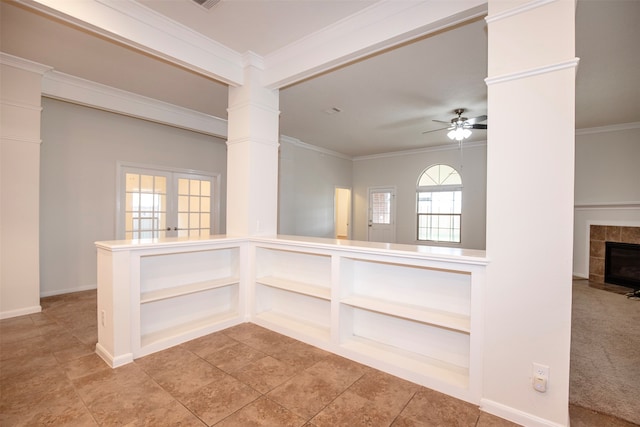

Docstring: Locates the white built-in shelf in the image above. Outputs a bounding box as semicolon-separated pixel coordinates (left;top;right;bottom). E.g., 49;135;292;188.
140;277;239;304
141;310;238;348
341;336;469;389
256;276;331;300
254;310;331;342
340;296;470;333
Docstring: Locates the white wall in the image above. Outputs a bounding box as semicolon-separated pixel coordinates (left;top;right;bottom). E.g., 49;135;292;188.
0;55;49;319
352;143;487;249
482;1;576;425
278;137;352;238
573;125;640;277
39;98;228;296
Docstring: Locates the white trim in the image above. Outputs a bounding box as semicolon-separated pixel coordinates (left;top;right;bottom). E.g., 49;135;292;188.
264;0;487;89
480;398;568;427
242;51;265;70
226;100;280;117
279;135;352;160
485;58;580;86
95;342;133;368
40;284;97;298
42;70;227;138
0;51;52;74
15;0;243;85
226;136;280;148
0;99;43;111
484;0;556;24
354;140;486;161
576;122;640;136
115;162;221;239
367;185;397;243
575;202;640;210
0;135;42;145
0;305;42;320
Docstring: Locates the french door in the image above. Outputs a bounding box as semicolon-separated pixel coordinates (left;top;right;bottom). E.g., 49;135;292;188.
118;165;218;240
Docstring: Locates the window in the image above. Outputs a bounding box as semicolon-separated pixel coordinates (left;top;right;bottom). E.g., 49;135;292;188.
417;164;462;243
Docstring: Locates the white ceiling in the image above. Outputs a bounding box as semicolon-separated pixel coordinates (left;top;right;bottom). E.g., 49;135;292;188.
2;0;638;157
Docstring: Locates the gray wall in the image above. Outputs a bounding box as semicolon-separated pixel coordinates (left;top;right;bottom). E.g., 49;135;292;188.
40;98;228;296
573;126;640;277
278;139;353;238
575;127;640;204
353;143;487;249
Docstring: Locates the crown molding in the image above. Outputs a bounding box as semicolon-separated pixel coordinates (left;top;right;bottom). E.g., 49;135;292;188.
354;140;487;161
42;70;227;138
243;51;265;70
16;0;243;86
485;0;556;24
575;202;640;210
263;0;487;89
576;122;640;136
0;52;52;75
485;58;580;86
279;135;352;160
227;136;279;148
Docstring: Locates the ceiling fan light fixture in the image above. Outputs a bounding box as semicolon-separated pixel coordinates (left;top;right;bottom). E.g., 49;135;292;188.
448;127;472;141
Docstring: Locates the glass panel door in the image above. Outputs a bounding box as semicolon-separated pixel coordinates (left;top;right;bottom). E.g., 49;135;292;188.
118;166;217;240
175;174;213;237
124;171;169;239
367;187;396;243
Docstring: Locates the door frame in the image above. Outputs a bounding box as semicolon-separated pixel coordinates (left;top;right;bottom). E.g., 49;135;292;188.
115;161;220;239
367;186;396;243
334;186;352;240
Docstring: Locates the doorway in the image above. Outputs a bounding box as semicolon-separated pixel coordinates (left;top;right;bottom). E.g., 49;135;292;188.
367;186;396;243
334;187;351;240
117;164;219;240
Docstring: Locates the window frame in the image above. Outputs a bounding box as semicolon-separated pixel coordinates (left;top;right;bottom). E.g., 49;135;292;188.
416;165;463;244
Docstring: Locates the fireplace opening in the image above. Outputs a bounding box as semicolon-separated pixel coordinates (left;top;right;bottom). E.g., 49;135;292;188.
605;241;640;298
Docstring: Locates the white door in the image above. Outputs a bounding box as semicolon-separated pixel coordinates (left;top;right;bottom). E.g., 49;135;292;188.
118;166;218;240
368;186;396;243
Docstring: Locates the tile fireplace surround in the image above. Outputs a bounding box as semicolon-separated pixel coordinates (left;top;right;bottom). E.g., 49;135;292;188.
589;225;640;284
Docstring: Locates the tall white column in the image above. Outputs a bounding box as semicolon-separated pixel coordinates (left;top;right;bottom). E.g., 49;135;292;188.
0;54;50;318
483;1;577;426
226;54;280;237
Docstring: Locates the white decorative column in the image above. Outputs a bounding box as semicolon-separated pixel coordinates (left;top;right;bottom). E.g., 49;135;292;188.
483;1;578;426
226;53;280;236
0;53;51;319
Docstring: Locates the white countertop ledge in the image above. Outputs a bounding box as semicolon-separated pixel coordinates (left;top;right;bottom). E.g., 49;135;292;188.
95;234;489;265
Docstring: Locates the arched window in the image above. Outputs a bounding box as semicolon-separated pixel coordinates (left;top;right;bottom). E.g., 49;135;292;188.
416;164;462;243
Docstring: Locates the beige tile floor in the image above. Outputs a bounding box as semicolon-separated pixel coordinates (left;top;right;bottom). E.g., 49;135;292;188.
0;290;635;426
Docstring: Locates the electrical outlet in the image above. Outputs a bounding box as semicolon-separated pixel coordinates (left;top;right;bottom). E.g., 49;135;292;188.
532;363;549;393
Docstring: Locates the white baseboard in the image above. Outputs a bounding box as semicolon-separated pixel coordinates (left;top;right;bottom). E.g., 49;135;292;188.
95;343;133;368
0;305;42;320
481;398;569;427
40;284;97;298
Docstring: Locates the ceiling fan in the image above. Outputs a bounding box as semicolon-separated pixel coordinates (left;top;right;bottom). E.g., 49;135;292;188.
422;108;487;141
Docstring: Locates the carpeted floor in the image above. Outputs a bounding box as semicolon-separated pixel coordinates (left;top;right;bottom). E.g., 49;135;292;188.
570;280;640;425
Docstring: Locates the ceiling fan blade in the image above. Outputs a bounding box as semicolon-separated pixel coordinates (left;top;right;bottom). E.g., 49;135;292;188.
470;123;487;130
432;119;452;124
422;126;450;135
465;115;487;125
